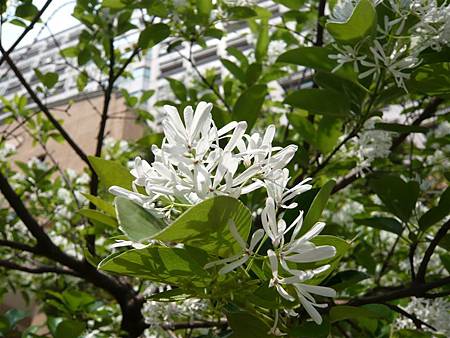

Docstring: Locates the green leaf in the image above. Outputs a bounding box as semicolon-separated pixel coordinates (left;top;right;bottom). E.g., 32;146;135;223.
316;117;342;153
78;209;117;228
167;78;187;101
274;0;306;9
147;288;193;302
53;319;85;338
60;47;78;58
9;18;27;28
407;63;450;95
255;23;269;62
419;187;450;231
301;180;336;236
285;89;350;116
374;123;428;134
330;305;386;322
370;176;419;222
233;84;267;130
88;156;134;190
197;0;212;16
98;246;211;286
355;217;403;235
227;311;274;338
277;47;356;81
76;72;88;91
115;197;166;242
102;0;126;8
226;47;249;69
228;6;257;19
289;319;330;338
138;23;170;50
15;4;38;20
440;253;450;274
392;329;433;338
81;193;115;217
152;196;252;256
246;63;262;85
326;0;377;43
278;47;334;69
34;69;59;89
221;58;246;83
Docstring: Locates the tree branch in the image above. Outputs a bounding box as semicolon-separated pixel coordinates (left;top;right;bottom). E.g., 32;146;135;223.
384;303;436;331
0;45;92;170
348;276;450;306
0;170;147;337
0;259;79;277
161;319;228;331
416;219;450;283
0;0;53;67
0;239;41;254
332;97;444;194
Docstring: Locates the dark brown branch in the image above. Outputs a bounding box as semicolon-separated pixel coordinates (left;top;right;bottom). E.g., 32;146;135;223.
0;170;147;337
0;239;41;254
332;97;444;194
0;0;53;66
0;259;79;277
385;303;436;331
348;276;450;306
161;319;228;331
416;219;450;283
0;45;92;170
315;0;327;47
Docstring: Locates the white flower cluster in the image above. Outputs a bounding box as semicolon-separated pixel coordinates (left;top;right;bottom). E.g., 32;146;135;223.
354;117;393;170
328;0;450;90
111;102;337;330
110;102;302;219
394;297;450;336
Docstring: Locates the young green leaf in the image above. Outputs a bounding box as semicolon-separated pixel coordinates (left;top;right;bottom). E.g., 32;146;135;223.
88;156;134;190
326;0;377;43
301;180;336;236
370;176;419;223
115;197;166;242
152;196;252;256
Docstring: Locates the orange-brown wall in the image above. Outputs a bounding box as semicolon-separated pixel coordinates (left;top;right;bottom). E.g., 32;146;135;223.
4;92;143;171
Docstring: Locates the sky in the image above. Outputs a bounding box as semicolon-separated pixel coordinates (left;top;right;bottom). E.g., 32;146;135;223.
2;0;77;49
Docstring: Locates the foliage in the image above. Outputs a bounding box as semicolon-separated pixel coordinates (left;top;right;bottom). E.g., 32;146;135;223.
0;0;449;337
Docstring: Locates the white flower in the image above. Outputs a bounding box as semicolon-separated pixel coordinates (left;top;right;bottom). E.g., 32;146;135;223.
264;169;312;209
110;102;302;221
354;117;393;169
267;250;336;324
204;220;264;274
279;221;336;268
329;44;367;73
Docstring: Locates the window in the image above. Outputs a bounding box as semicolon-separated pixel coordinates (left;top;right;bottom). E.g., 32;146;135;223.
159;59;184;78
193;47;217;66
227;36;252;52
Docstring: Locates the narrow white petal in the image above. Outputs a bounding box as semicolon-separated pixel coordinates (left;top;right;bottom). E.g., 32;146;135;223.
228;220;247;250
267;249;278;277
297;294;323;325
219;256;249;274
276;284;295;302
285;246;335;263
299;284;336;298
249;229;265;251
301;222;326;242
